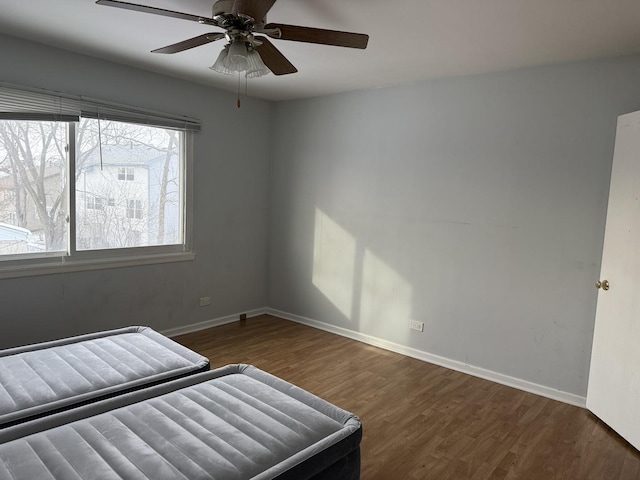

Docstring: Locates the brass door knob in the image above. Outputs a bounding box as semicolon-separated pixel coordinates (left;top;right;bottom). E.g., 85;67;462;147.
596;280;610;291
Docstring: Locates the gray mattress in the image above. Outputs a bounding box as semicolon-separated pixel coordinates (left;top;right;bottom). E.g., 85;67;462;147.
0;326;209;429
0;364;362;480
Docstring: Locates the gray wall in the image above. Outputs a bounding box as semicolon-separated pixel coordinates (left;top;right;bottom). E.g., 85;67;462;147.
5;30;640;398
0;34;271;348
269;56;640;396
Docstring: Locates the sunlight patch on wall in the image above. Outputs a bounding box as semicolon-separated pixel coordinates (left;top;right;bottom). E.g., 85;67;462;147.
312;208;356;319
360;248;413;333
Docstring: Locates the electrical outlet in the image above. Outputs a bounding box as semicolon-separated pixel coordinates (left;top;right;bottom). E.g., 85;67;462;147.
199;297;211;307
409;320;424;332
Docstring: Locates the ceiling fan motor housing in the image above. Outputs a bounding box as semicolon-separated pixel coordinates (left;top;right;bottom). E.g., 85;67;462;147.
213;0;261;24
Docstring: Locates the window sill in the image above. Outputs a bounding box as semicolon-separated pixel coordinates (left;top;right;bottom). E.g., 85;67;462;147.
0;251;196;280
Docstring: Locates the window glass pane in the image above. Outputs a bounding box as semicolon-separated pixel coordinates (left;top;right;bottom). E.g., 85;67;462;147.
0;120;68;257
75;119;182;251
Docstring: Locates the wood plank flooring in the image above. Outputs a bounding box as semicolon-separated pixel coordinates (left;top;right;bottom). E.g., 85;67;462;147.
174;314;640;480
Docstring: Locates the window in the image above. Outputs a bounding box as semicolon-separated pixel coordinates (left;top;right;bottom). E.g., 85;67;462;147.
0;120;68;255
118;167;134;181
75;119;182;251
86;196;105;210
127;199;143;220
0;83;198;277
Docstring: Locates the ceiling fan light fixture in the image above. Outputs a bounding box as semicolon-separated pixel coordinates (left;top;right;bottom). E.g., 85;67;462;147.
210;42;270;78
209;46;233;74
226;40;250;71
245;49;270;78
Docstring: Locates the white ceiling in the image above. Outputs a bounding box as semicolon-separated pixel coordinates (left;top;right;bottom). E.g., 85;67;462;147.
3;1;640;101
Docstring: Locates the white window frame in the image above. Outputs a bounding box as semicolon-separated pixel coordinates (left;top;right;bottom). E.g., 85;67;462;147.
0;92;197;279
126;199;143;219
118;167;135;181
87;196;105;210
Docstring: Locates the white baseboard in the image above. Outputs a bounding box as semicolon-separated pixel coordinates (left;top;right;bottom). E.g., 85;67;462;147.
160;308;267;338
266;308;587;408
159;306;586;408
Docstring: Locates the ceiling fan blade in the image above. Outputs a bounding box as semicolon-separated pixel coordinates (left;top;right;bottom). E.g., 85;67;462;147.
255;37;297;76
265;23;369;49
95;0;207;23
152;33;225;54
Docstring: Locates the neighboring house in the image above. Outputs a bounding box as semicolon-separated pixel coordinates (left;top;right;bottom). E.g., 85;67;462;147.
0;167;65;251
76;143;180;250
0;222;30;255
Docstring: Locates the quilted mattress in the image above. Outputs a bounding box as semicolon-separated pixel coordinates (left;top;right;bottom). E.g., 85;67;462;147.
0;326;209;429
0;364;362;480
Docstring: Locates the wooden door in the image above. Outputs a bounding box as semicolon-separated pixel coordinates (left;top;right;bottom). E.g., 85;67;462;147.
587;110;640;451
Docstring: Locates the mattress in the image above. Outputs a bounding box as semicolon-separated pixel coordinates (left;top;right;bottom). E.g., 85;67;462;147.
0;364;362;480
0;326;209;429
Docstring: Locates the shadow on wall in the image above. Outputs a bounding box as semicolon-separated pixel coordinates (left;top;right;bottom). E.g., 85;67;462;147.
312;207;415;343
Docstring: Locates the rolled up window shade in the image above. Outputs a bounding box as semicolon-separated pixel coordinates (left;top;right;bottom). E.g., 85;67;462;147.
0;82;200;132
0;84;80;122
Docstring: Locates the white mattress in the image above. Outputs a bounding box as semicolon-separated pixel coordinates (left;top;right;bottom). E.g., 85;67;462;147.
0;365;362;480
0;326;209;428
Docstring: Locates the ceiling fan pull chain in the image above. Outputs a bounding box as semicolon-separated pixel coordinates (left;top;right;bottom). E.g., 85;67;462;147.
97;107;104;171
245;75;249;105
237;72;242;108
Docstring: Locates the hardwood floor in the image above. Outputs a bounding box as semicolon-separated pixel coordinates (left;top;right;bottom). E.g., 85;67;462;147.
174;314;640;480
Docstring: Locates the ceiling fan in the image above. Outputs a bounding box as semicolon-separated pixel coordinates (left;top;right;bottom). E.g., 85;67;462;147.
95;0;369;77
